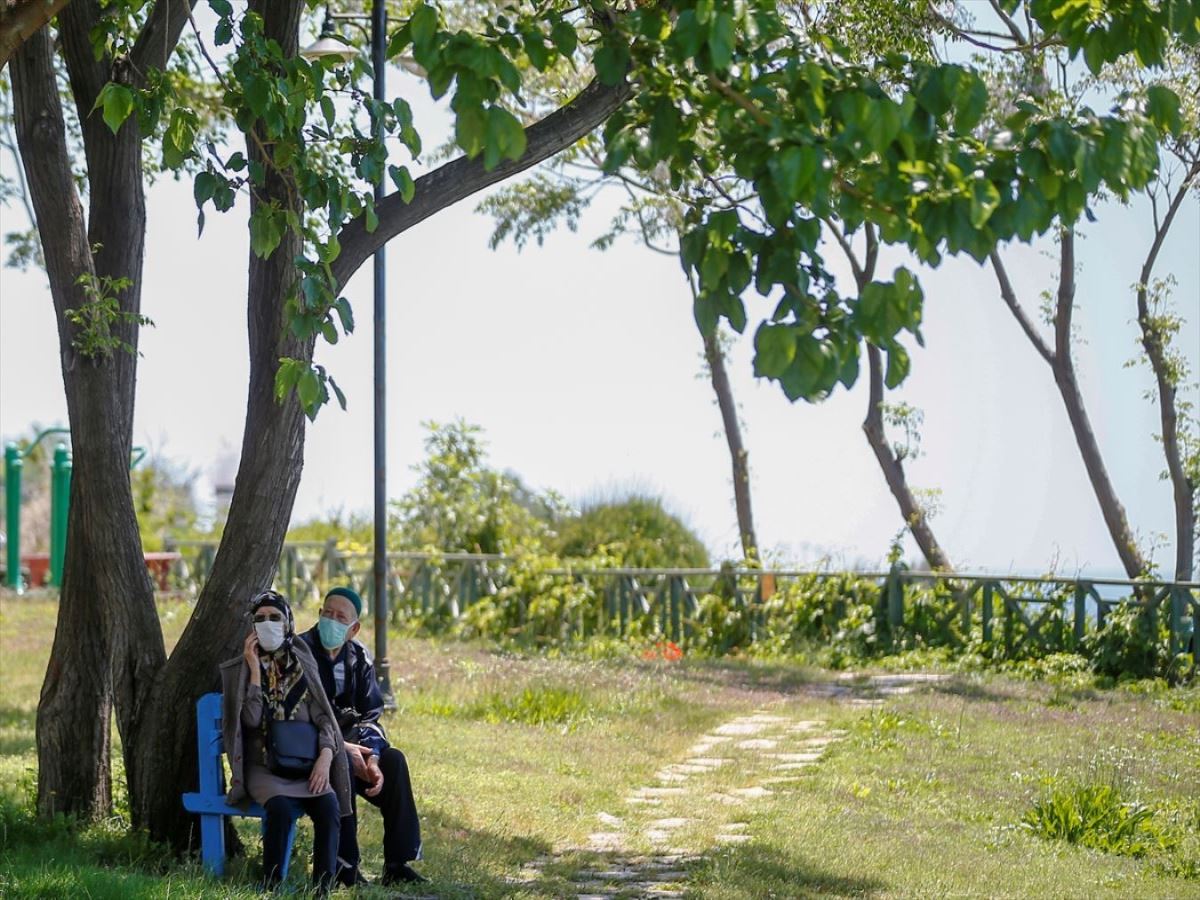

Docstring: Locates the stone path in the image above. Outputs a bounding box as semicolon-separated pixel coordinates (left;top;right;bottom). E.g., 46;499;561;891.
509;672;949;898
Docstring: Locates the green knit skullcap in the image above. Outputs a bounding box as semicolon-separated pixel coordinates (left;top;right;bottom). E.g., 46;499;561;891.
325;586;362;617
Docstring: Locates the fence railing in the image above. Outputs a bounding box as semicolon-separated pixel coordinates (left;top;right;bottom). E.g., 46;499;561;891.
163;541;1199;664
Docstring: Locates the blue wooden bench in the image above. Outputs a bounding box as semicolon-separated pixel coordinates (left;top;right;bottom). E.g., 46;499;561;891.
182;692;296;878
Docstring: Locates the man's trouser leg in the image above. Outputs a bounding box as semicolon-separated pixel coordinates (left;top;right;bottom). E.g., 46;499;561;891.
360;746;422;870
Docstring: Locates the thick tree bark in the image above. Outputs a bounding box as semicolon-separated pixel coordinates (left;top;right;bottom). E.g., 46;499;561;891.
332;75;632;290
123;0;316;847
0;0;73;71
828;221;953;571
12;19;158;819
1136;163;1200;581
702;329;758;560
991;232;1150;579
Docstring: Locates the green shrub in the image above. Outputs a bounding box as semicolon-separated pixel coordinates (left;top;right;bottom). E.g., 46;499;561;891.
1085;602;1168;680
554;495;709;568
1022;782;1176;858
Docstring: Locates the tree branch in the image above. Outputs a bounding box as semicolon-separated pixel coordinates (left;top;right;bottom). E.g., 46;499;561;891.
1140;159;1200;288
1053;228;1075;363
988;248;1055;366
10;25;95;347
130;0;194;79
0;0;73;72
332;75;632;290
58;1;109;118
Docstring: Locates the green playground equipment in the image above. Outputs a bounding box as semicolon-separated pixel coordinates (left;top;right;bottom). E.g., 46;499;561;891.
4;430;143;591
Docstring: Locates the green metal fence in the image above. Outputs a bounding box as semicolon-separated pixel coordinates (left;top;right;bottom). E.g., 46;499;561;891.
163;542;1199;665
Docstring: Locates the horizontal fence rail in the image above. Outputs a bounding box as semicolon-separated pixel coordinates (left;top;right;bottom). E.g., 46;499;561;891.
163;541;1199;666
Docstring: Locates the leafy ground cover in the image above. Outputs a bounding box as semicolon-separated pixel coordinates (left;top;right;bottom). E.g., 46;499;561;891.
1;593;1197;898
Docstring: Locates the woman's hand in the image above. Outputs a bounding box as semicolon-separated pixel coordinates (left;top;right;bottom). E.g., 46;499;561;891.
243;631;261;685
308;748;333;794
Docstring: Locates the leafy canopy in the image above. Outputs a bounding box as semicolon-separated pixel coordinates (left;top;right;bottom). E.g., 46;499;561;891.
89;0;1199;409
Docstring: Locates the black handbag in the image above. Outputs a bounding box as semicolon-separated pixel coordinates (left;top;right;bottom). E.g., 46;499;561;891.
266;719;320;779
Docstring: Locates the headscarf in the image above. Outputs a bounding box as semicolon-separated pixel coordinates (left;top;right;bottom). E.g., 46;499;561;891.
249;589;309;724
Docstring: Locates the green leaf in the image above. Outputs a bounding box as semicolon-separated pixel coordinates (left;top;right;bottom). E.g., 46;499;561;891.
884;343;910;388
754;323;796;378
97;83;136;135
249;207;284;259
410;4;439;48
708;12;735;70
297;368;321;411
593;42;629;86
274;358;302;402
1145;85;1182;135
334;297;355;334
329;376;348;411
969;178;1001;229
551;20;578;57
321;319;339;344
389;165;416;203
193;171;218;206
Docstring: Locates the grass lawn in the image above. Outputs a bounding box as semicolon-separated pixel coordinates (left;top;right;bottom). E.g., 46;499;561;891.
1;593;1198;898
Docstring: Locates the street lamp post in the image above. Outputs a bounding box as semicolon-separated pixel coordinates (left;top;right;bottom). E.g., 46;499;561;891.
303;1;393;705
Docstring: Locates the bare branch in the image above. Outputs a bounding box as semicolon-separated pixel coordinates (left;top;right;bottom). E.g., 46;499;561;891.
989;248;1055;366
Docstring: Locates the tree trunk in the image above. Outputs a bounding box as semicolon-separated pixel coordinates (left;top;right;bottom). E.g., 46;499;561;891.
862;344;954;572
1048;232;1149;579
123;0;315;847
1135;163;1200;581
827;221;953;572
990;233;1150;579
702;330;758;560
12;19;159;821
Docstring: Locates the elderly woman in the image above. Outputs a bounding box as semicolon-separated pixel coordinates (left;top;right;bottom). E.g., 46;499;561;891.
220;590;352;893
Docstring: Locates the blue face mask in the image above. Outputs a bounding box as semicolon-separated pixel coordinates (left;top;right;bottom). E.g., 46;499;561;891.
318;616;351;650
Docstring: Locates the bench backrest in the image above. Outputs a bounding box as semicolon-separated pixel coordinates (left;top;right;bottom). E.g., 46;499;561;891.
196;692;225;797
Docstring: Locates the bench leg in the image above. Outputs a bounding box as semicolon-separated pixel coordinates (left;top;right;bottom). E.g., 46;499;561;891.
199;813;226;877
260;816;298;881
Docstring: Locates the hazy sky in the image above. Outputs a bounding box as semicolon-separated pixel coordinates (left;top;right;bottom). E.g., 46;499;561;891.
1;47;1197;578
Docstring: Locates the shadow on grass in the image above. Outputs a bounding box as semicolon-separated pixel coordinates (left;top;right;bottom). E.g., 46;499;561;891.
693;843;888;898
0;702;37;756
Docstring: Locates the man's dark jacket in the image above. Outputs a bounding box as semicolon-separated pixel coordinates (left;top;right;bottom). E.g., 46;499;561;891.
299;625;389;757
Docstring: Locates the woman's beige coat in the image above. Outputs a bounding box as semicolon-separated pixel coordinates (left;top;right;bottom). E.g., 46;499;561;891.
219;637;352;815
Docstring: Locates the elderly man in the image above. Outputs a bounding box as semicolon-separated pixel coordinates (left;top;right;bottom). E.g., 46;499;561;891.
300;586;425;886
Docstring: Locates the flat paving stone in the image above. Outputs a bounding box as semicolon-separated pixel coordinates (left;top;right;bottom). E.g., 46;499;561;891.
734;738;778;749
684;757;730;767
647;817;692;829
625;797;662;806
767;752;822;762
714;721;767;735
706;792;746;804
597;812;623;826
632;787;688;797
772;762;817;771
730;786;774;799
587;832;627;851
655;771;689;782
715;833;752;844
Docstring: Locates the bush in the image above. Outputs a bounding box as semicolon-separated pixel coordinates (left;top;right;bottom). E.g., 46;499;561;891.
1084;602;1168;680
554;495;709;568
391;421;562;554
1022;781;1179;860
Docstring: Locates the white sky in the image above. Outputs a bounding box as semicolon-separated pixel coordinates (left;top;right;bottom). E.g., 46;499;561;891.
1;57;1198;577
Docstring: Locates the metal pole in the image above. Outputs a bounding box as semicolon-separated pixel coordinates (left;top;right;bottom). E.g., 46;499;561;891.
4;443;22;591
371;0;394;706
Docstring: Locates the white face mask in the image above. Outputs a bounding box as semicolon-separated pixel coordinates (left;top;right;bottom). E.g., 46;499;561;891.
254;619;286;652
